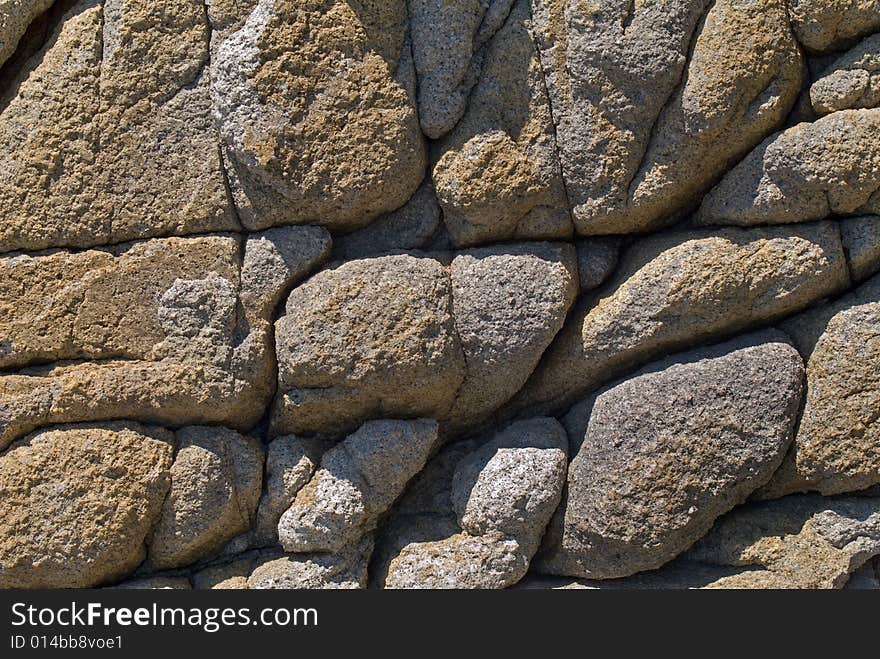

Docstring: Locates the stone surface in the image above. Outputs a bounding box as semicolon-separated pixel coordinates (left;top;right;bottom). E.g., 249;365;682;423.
111;577;192;590
576;238;620;292
0;423;174;588
409;0;515;139
0;0;54;68
376;418;567;589
0;0;239;254
279;419;439;553
685;494;880;588
697;109;880;226
211;0;425;231
531;0;800;235
252;435;325;547
841;215;880;282
443;243;578;435
538;332;803;580
431;0;572;247
508;223;848;417
272;255;465;437
788;0;880;53
148;427;264;570
811;34;880;115
247;536;373;589
0;234;290;450
760;275;880;498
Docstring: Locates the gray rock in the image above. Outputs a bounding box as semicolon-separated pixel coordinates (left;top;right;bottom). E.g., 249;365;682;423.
576;238;621;291
759;275;880;497
537;332;804;579
211;0;425;232
788;0;880;53
841;215;880;282
508;222;848;417
684;494;880;588
332;180;441;260
431;0;572;247
697;109;880;226
247;536;374;590
845;559;880;589
272;255;465;437
148;427;264;570
252;435;325;547
409;0;516;138
442;243;578;435
810;33;880;115
278;419;439;553
377;418;567;589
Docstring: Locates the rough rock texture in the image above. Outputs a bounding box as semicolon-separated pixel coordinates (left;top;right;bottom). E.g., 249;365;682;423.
5;0;880;591
148;427;264;570
538;332;804;579
698;110;880;226
376;418;567;588
508;222;848;417
431;0;572;247
279;419;439;553
0;423;174;588
788;0;880;53
0;228;323;450
759;275;880;498
810;34;880;115
211;0;425;231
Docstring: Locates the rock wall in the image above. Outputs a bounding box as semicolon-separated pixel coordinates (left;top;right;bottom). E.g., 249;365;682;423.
1;0;879;590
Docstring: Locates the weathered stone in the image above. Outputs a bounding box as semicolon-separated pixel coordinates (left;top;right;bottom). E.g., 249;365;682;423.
377;418;567;589
443;243;578;435
252;435;325;547
788;0;880;53
508;223;848;417
0;0;54;68
248;536;373;589
760;275;880;497
685;494;880;588
841;215;880;282
409;0;515;138
279;419;439;553
111;577;192;590
431;0;572;247
697;110;880;226
811;34;880;115
538;332;803;580
332;180;442;260
0;423;174;588
576;238;620;292
148;427;263;570
845;559;880;589
0;0;239;254
0;235;282;450
211;0;425;232
272;255;465;437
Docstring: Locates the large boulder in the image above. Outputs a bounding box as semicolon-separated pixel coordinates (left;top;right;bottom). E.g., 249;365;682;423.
697;109;880;226
507;222;848;417
0;422;174;588
537;332;803;579
211;0;425;231
148;427;264;570
787;0;880;53
0;0;238;254
759;275;880;497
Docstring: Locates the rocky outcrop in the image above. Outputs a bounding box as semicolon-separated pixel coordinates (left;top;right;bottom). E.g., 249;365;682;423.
539;332;803;579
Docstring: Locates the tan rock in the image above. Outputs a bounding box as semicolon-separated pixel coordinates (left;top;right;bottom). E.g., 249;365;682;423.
0;0;54;68
148;427;264;570
508;222;849;417
810;33;880;115
0;422;174;589
788;0;880;53
0;0;238;254
272;255;465;437
211;0;425;232
841;215;880;282
431;0;572;247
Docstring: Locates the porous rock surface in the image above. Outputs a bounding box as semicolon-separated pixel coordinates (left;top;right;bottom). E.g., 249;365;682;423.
2;0;879;590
